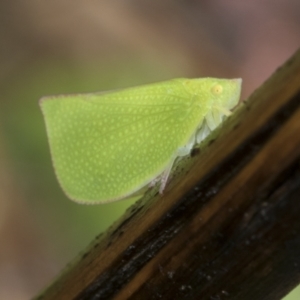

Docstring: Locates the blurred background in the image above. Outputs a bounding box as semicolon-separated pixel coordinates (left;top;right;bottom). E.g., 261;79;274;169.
0;1;299;299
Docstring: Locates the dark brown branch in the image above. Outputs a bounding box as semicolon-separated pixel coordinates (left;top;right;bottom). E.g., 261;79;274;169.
35;49;300;300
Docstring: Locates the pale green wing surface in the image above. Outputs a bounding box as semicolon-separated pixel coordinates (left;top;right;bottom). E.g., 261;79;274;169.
40;79;206;203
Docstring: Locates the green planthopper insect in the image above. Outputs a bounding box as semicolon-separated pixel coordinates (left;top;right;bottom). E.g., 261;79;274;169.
40;77;242;204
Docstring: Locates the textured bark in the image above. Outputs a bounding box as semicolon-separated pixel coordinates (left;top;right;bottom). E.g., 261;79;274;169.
36;49;300;300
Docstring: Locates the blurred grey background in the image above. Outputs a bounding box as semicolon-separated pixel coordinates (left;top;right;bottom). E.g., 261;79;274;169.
0;1;299;299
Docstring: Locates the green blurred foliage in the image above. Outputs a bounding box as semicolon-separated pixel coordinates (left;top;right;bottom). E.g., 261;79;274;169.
284;286;300;300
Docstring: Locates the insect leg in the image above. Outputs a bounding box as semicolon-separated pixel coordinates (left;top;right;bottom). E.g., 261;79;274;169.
158;156;176;194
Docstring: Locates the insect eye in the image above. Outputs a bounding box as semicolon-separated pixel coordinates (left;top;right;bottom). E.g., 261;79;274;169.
211;84;223;95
